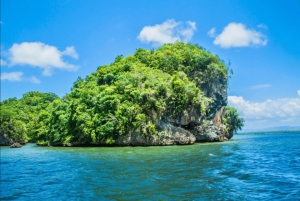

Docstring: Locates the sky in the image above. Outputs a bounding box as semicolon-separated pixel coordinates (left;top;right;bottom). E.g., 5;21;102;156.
1;0;300;130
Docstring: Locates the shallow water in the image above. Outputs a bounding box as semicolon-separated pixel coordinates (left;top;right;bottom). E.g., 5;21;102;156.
1;133;300;200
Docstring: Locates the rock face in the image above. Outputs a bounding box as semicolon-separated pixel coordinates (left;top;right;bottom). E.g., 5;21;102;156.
199;76;228;119
10;142;22;148
116;75;229;145
154;79;227;144
49;80;227;147
0;132;14;146
116;122;196;146
46;108;226;147
116;94;226;147
160;106;226;143
192;120;225;142
50;121;196;147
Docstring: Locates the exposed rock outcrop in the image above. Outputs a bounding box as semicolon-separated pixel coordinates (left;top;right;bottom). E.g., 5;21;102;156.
157;75;228;143
10;142;22;148
191;120;225;142
0;132;14;146
116;122;196;145
199;75;227;119
41;87;227;147
54;121;196;147
157;104;227;143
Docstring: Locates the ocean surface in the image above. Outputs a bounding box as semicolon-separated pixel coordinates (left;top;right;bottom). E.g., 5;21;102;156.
1;132;300;200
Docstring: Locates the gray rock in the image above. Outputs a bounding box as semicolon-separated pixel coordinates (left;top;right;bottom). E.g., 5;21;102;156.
192;123;222;142
116;121;196;146
0;132;14;146
10;142;22;148
163;106;227;143
200;77;227;120
166;106;203;126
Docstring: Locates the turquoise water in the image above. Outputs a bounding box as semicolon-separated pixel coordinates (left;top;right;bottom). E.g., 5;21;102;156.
1;133;300;200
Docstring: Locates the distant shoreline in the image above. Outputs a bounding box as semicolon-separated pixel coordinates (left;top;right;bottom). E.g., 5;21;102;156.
238;130;300;134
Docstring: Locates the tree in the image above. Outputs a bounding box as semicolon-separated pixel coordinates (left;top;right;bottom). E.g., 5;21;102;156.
223;107;244;139
0;91;59;143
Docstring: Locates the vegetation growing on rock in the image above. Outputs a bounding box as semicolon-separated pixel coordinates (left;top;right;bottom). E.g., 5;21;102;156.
0;42;244;145
223;107;245;139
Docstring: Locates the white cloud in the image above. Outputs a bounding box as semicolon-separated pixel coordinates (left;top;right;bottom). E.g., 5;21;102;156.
62;46;78;59
1;72;23;81
8;42;79;76
228;94;300;121
211;23;267;48
28;76;41;84
179;21;197;42
1;71;40;84
207;28;216;37
298;90;300;97
0;59;7;66
137;19;197;46
250;84;272;89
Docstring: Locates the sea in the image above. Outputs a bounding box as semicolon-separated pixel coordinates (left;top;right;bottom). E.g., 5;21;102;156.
1;132;300;201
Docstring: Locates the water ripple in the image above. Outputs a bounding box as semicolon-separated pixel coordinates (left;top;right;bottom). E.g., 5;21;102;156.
1;133;300;200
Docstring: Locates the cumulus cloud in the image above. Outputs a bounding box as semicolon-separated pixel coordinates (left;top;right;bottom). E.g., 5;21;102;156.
137;19;197;46
250;84;272;89
210;23;267;48
62;46;78;59
228;94;300;121
298;90;300;97
1;71;40;84
8;42;79;76
1;72;23;81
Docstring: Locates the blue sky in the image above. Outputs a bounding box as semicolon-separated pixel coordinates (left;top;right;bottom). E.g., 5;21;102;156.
1;0;300;130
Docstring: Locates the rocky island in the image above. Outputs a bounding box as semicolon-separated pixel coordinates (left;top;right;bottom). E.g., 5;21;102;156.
0;42;244;147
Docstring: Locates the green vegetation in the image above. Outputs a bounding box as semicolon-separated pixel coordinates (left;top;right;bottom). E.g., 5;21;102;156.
0;92;59;143
0;42;244;145
223;107;244;139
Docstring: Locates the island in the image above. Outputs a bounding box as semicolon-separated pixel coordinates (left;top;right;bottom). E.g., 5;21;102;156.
0;42;244;147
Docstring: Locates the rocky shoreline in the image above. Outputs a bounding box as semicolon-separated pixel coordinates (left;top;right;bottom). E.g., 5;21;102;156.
35;107;230;147
0;132;27;148
1;100;230;148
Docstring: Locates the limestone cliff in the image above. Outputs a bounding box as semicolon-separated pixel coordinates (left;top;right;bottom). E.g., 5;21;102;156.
106;79;227;146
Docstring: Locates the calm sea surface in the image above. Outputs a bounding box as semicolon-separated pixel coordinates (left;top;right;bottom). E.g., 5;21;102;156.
1;133;300;200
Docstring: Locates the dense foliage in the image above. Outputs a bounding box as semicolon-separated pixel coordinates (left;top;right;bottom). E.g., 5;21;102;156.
134;42;228;94
1;42;244;145
223;107;245;139
0;92;59;142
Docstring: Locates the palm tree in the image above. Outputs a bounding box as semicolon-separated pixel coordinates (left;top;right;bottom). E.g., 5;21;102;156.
223;107;244;139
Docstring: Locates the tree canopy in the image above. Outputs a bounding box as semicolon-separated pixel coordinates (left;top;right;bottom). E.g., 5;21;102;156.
0;92;59;142
0;42;243;145
223;106;245;139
